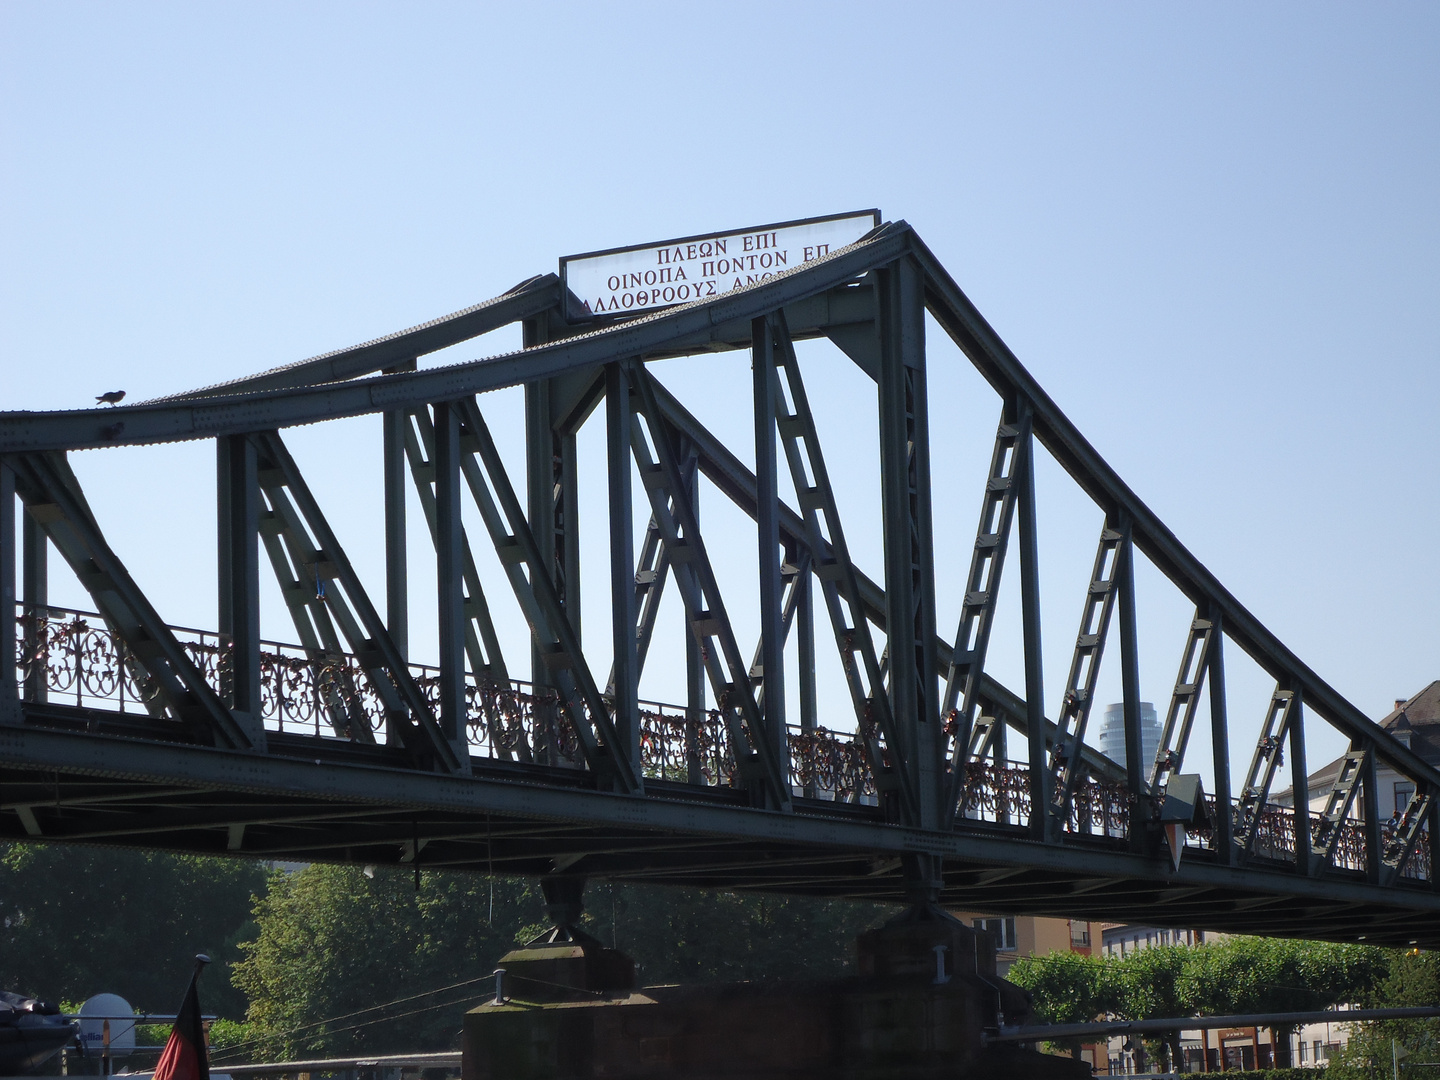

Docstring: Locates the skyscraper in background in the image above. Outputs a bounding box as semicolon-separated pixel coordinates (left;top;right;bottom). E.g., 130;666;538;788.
1096;702;1161;773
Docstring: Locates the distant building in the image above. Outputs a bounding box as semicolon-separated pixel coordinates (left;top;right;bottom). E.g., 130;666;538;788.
1096;702;1161;773
1100;923;1207;957
1276;681;1440;821
949;911;1107;1071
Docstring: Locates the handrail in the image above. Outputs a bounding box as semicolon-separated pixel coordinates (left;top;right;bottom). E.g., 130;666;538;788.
16;603;1428;882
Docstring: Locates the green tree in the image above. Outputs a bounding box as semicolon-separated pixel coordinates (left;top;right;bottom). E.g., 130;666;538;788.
1180;936;1388;1066
1016;934;1395;1073
1330;949;1439;1080
1113;944;1191;1072
0;842;266;1019
228;864;541;1060
1008;951;1118;1059
228;867;894;1062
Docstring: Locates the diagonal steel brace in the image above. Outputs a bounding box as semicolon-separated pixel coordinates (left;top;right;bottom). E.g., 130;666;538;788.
626;361;791;811
11;452;262;750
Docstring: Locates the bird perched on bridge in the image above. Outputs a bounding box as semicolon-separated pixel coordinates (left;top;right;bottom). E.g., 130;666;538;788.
95;390;126;406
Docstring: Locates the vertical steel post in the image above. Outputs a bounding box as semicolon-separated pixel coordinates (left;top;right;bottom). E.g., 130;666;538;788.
796;556;817;799
434;401;467;760
1016;420;1050;841
559;430;580;639
1360;740;1381;883
219;435;262;740
1207;608;1235;862
0;461;17;722
992;714;1010;824
1115;518;1146;851
877;257;941;830
1287;689;1311;873
383;410;409;660
525;376;554;690
685;467;705;785
753;316;787;774
21;498;47;704
525;314;581;684
217;437;232;660
606;362;640;770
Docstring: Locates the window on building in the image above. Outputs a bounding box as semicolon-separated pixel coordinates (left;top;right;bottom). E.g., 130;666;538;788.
974;917;1017;951
1395;782;1416;816
1069;920;1090;946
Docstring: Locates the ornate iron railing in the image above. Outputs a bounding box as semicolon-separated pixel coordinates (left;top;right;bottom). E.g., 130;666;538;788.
11;604;1431;880
10;605;857;794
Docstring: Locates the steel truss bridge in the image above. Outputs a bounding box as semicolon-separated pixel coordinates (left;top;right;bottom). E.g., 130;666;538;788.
0;221;1436;947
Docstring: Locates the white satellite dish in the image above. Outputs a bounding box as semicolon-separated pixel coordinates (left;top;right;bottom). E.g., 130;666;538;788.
78;994;137;1059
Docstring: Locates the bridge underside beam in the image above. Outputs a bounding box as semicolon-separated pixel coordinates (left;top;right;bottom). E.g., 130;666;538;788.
1;720;1435;948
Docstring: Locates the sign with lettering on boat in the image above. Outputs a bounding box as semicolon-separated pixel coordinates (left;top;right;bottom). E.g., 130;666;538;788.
561;210;880;318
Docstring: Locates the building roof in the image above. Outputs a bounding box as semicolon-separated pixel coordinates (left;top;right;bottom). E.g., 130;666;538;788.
1276;682;1440;803
1381;682;1440;739
1371;682;1440;765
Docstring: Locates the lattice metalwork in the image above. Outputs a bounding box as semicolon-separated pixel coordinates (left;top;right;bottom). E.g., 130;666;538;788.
1;219;1436;945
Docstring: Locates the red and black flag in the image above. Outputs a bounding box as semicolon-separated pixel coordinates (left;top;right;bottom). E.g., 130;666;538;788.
153;955;210;1080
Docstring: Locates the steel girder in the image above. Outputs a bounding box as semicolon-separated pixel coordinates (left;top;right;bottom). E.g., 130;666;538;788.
10;222;1424;794
942;400;1030;802
626;362;789;810
764;314;903;808
3;220;1438;945
259;430;462;770
452;396;641;793
159;275;564;402
0;722;1437;946
401;407;510;684
908;229;1440;796
644;378;1128;789
0;230;916;453
8;451;262;750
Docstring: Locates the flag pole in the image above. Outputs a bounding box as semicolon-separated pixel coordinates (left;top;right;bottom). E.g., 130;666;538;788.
153;954;213;1080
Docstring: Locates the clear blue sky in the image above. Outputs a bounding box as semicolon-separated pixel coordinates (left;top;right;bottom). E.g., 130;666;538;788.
3;2;1436;783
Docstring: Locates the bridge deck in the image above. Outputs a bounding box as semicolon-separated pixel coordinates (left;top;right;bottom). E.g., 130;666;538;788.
3;606;1436;947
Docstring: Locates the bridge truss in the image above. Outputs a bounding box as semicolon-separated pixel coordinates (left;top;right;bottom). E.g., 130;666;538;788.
1;221;1437;946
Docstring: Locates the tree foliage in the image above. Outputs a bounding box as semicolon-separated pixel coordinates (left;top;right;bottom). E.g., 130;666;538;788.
1114;944;1191;1071
0;841;266;1019
1179;936;1386;1016
1330;949;1440;1080
228;865;541;1060
1010;933;1395;1073
227;865;893;1061
1008;951;1116;1027
1179;936;1389;1066
1008;951;1119;1059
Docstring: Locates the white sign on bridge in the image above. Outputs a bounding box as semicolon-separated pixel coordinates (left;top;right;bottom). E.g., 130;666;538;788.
561;210;880;318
